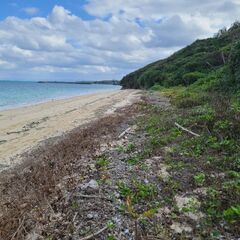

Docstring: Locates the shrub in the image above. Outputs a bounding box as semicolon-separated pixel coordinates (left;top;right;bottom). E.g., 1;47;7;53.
183;72;205;85
223;205;240;223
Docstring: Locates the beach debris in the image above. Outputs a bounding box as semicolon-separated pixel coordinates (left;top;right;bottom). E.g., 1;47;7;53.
0;140;7;144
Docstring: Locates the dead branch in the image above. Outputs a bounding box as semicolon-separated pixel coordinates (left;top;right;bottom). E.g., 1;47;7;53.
175;122;200;137
79;226;108;240
118;127;131;139
10;216;25;240
206;61;214;69
221;52;226;64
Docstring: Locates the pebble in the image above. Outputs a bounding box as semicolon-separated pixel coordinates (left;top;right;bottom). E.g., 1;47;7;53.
87;213;94;219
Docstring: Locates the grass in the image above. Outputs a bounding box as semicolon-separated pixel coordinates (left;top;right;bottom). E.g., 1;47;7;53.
117;180;157;217
116;143;136;154
96;155;110;168
136;84;240;237
193;173;206;186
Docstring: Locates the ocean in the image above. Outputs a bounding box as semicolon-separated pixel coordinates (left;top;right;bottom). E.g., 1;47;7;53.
0;81;121;110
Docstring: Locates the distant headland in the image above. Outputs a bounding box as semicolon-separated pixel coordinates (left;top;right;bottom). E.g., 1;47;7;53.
38;80;120;85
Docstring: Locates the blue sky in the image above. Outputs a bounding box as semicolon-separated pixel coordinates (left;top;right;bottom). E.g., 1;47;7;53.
0;0;93;20
0;0;239;81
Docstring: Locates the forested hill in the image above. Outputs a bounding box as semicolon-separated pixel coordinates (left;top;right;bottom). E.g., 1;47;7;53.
121;22;240;91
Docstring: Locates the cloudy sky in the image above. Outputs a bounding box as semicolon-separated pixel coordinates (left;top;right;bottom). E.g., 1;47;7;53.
0;0;239;81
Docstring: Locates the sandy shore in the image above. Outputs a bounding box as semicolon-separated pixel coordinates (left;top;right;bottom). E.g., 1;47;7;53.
0;90;141;169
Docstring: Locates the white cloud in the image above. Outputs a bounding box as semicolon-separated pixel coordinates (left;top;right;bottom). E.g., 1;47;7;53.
21;7;39;16
0;2;239;81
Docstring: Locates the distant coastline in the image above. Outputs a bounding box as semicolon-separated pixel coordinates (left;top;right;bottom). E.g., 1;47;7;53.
0;81;121;111
38;80;120;85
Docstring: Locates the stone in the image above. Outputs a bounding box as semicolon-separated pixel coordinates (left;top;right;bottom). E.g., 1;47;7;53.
175;195;204;221
193;187;207;196
26;232;42;240
81;179;99;193
158;164;170;181
170;222;192;234
156;207;171;218
87;213;94;219
175;195;200;211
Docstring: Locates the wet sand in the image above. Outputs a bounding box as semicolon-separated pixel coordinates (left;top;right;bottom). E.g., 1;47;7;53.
0;90;141;168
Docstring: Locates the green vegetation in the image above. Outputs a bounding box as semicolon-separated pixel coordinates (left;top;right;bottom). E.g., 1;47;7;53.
121;21;240;92
138;91;240;236
117;180;157;217
193;173;206;186
95;155;110;168
119;23;240;237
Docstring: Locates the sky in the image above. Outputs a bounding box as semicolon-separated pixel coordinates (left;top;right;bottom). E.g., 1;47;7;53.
0;0;240;81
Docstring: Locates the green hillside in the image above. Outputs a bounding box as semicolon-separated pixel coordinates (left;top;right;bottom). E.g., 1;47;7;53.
120;22;240;235
121;21;240;91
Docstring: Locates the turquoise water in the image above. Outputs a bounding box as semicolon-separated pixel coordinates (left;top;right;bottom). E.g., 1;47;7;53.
0;81;121;110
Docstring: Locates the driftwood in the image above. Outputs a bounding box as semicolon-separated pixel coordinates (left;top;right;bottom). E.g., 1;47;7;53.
118;127;131;139
175;122;200;137
79;226;108;240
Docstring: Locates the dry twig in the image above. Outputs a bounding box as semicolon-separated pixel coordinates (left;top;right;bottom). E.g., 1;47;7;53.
175;122;200;137
10;216;25;240
79;226;108;240
118;127;131;138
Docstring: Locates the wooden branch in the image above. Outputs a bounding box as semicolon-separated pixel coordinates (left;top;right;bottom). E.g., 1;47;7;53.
10;216;25;240
175;122;200;137
206;61;214;68
221;52;226;64
118;127;131;139
79;226;108;240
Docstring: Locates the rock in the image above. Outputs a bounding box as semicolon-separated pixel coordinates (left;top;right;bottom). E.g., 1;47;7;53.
152;156;162;161
145;158;153;166
87;213;94;219
20;203;28;209
89;164;96;171
156;207;171;218
175;195;200;211
193;187;207;196
144;179;149;184
170;222;192;234
158;164;170;181
186;212;204;221
175;195;204;221
100;143;108;152
26;232;42;240
81;179;99;193
115;192;120;198
164;147;174;153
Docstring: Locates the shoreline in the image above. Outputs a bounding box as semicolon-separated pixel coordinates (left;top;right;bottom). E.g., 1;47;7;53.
0;88;121;112
0;89;141;170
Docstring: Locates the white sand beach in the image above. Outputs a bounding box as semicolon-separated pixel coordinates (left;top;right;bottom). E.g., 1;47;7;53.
0;90;141;168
